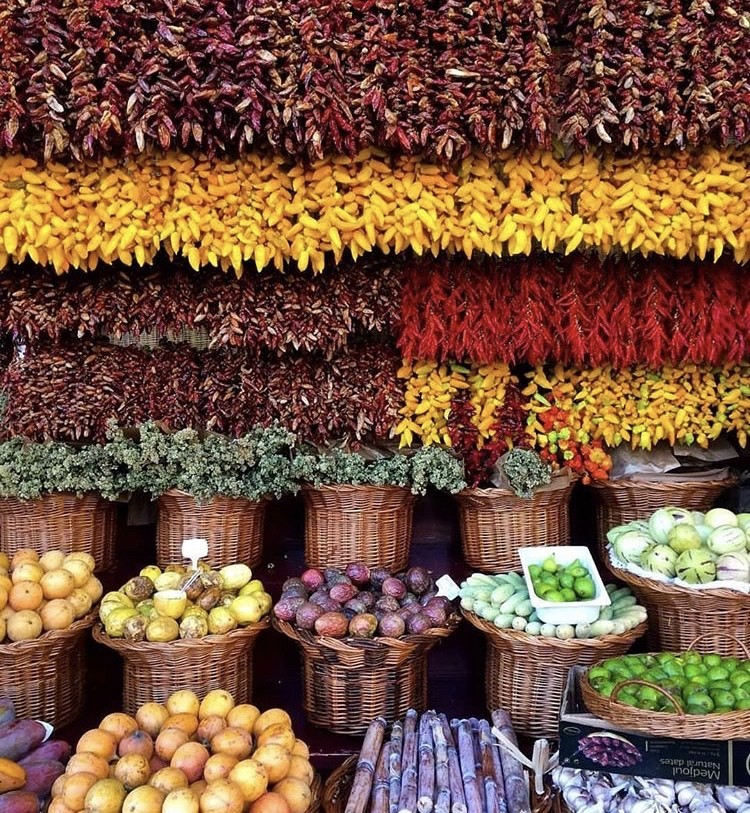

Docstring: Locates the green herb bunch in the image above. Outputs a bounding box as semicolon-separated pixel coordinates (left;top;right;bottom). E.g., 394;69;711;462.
292;446;466;495
0;438;127;501
501;447;553;498
105;421;298;502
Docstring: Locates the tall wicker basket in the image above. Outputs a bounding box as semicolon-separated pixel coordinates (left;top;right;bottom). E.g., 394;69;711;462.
455;473;575;572
604;556;750;655
0;613;97;727
463;609;647;738
0;493;117;572
591;476;736;559
156;490;267;568
302;485;416;571
93;619;269;715
273;617;456;735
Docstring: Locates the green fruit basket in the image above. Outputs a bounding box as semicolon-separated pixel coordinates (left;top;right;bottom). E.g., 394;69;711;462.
580;637;750;740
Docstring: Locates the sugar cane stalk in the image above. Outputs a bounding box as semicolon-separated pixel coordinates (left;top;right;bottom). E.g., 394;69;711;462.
477;719;502;813
417;712;435;813
346;716;388;813
481;718;507;813
429;715;450;813
490;711;530;813
389;720;404;813
469;719;486;813
439;714;466;813
372;742;392;813
453;719;482;813
398;709;419;813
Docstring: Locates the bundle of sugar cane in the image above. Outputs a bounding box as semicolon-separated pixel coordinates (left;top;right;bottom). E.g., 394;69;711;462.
343;710;531;813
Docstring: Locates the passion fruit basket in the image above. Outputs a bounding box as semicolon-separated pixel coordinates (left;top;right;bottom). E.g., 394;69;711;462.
156;489;267;568
92;618;269;715
605;554;750;655
0;493;116;571
462;609;647;739
302;484;416;571
273;616;458;735
455;472;575;572
322;755;555;813
579;637;750;740
0;611;97;726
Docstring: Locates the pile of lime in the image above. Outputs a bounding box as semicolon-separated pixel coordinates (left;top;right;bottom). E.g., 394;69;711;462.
528;556;597;602
587;652;750;715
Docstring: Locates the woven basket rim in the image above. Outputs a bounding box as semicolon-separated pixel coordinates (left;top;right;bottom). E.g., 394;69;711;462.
605;555;750;602
159;489;269;504
0;611;98;654
301;483;414;495
579;666;750;739
456;477;576;500
0;491;105;504
92;617;270;653
273;615;459;654
462;608;648;651
591;476;737;491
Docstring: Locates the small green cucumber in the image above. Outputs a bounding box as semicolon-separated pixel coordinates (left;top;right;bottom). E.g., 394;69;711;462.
555;624;575;640
611;595;638;612
525;621;542;636
493;613;515;629
490;584;516;606
499;591;529;615
589;619;615;637
598;606;614;621
460;597;475;612
515;600;534;617
575;623;592;639
540;623;557;637
511;616;527;632
480;606;500;622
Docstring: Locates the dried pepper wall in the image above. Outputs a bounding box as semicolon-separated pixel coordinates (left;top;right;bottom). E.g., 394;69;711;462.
0;0;749;481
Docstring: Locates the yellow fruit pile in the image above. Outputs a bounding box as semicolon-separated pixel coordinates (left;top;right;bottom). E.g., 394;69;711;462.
523;364;750;450
50;691;315;813
394;360;517;447
0;548;103;643
0;146;749;274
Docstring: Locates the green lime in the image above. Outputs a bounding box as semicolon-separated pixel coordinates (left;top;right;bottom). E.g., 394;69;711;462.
737;697;750;710
559;573;574;589
684;664;704;680
710;690;735;708
686;675;709;688
545;590;564;602
573;577;596;600
709;680;733;691
703;654;723;669
685;693;715;714
648;669;669;683
707;667;730;682
617;690;639;707
597;681;615;697
734;687;750;702
569;566;588;579
686;704;711;716
684;652;703;666
588;666;611;682
662;661;684;678
715;705;735;714
730;671;750;687
629;661;648;676
542;556;558;574
723;657;740;672
529;564;542;578
535;584;554;598
638;686;660;705
561;588;577;602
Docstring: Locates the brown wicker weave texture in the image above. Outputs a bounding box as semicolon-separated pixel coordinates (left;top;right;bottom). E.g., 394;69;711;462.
605;555;750;655
456;477;575;572
302;485;416;571
273;617;456;736
0;493;117;572
93;619;268;715
156;490;267;569
592;478;735;558
463;609;647;739
0;612;96;727
322;754;553;813
579;635;750;740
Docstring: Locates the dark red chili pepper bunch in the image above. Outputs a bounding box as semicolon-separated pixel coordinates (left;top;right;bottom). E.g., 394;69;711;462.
0;256;402;356
1;336;401;444
0;0;553;161
558;0;750;150
446;384;529;488
397;253;750;367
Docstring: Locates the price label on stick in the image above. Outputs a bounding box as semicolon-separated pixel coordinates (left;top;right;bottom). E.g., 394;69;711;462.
182;538;208;569
435;575;460;600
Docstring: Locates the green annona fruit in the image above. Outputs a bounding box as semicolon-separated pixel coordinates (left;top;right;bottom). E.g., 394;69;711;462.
707;525;747;556
667;524;703;554
643;544;678;577
675;549;717;584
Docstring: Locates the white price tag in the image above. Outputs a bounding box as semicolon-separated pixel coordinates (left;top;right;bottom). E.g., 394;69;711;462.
182;538;208;569
435;574;461;600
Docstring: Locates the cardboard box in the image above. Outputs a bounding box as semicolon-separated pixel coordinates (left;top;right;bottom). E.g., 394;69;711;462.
559;666;750;785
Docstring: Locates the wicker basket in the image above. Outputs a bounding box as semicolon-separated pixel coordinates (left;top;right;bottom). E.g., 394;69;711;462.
580;636;750;740
591;476;736;559
273;617;457;736
604;555;750;655
456;474;575;572
463;610;647;739
302;485;416;571
323;755;555;813
0;612;97;727
93;619;269;715
156;490;267;568
0;493;117;572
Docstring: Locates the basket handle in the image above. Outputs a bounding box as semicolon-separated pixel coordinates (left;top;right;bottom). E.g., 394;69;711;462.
687;633;750;660
610;679;685;716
